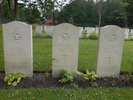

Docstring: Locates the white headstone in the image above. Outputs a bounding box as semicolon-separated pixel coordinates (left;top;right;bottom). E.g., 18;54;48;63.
36;25;42;38
52;23;79;77
78;27;83;38
124;28;129;40
85;27;95;38
130;29;133;38
45;26;53;37
96;25;125;77
3;21;33;77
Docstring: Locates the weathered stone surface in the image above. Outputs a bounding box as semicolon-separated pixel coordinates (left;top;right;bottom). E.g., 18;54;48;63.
3;21;33;77
52;23;79;77
96;25;125;77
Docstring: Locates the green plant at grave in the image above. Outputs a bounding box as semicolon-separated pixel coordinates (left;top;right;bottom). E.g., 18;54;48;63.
82;30;87;39
4;72;25;86
77;69;98;81
59;69;73;84
32;24;36;30
129;38;133;41
89;31;98;40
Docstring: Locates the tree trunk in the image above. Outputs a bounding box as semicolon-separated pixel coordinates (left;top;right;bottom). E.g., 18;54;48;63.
7;0;12;19
7;0;18;20
124;15;128;28
14;0;18;20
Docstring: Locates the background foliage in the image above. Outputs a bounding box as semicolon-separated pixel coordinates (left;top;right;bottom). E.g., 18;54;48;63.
0;0;133;27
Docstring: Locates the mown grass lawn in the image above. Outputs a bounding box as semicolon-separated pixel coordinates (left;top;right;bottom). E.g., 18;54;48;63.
0;88;133;100
0;24;133;99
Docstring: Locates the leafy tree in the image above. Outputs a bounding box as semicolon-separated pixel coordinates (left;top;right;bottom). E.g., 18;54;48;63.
0;0;27;21
55;0;96;27
101;0;127;27
36;0;54;20
6;0;19;20
0;1;11;22
123;0;133;28
23;3;41;24
0;0;132;27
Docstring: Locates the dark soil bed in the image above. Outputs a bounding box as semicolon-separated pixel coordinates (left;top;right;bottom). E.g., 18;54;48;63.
0;72;133;88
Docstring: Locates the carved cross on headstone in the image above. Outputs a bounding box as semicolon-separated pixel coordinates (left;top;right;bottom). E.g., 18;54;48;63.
62;48;69;64
108;55;113;65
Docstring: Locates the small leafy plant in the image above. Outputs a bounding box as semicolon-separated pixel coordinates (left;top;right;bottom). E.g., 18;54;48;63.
77;70;98;81
82;30;87;39
4;72;24;86
89;31;98;40
59;69;73;84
